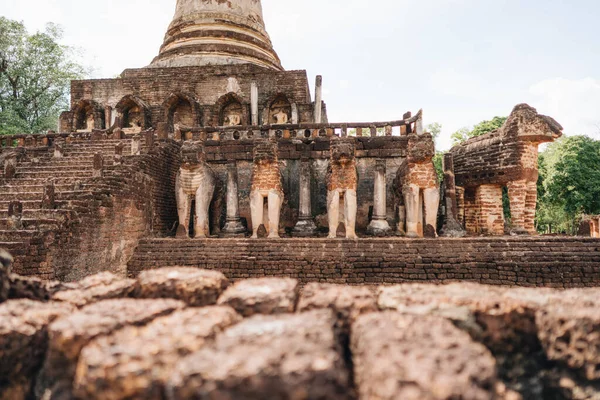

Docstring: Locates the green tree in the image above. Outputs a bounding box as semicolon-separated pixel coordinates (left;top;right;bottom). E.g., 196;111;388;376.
0;18;85;135
543;136;600;220
426;122;444;183
450;116;507;146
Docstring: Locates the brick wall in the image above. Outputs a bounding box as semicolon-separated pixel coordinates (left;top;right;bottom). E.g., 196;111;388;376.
68;64;316;129
52;141;181;281
128;237;600;288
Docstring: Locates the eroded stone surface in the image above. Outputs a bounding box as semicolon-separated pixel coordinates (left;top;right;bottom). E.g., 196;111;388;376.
0;300;74;397
352;312;498;400
8;273;64;301
51;272;135;307
37;298;183;399
167;310;350;399
133;267;229;306
74;306;240;400
537;305;600;381
0;249;12;303
217;277;298;317
297;283;378;341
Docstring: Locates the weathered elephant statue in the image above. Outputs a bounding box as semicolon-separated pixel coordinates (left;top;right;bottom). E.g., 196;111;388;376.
449;104;563;235
327;137;358;239
175;141;216;238
250;138;283;238
395;132;440;238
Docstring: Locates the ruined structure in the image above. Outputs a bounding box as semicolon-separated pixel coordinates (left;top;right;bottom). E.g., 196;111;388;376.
327;137;358;239
579;215;600;238
394;132;440;238
449;104;563;235
0;0;596;285
175;141;216;238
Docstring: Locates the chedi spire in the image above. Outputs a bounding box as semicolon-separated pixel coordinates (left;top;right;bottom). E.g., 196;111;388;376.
149;0;283;70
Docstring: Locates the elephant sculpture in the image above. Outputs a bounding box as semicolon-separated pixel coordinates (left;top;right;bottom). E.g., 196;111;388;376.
250;138;283;238
327;137;358;239
449;104;562;235
394;132;440;238
175;141;216;238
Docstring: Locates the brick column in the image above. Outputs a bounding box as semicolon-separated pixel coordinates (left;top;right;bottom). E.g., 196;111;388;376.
293;159;317;236
222;161;246;235
476;184;504;235
440;153;465;237
367;160;391;235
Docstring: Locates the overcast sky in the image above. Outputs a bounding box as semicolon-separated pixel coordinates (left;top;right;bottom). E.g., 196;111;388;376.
3;0;600;149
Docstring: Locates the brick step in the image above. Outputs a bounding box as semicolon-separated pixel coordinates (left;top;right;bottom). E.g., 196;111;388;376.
1;183;95;193
0;190;92;202
0;229;46;241
13;174;94;183
0;208;73;219
0;200;70;211
0;218;63;230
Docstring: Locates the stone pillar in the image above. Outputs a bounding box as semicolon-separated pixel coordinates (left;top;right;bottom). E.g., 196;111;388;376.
314;75;323;124
93;153;104;178
114;142;124;165
293;159;318;236
157;122;168;141
291;103;299;124
41;179;56;209
113;127;124;140
131;134;141;155
145;131;155;152
367;160;391;235
416;112;424;135
222;161;246;235
54;138;65;158
440;153;466;237
105;106;112;129
251;82;259;126
7;201;23;230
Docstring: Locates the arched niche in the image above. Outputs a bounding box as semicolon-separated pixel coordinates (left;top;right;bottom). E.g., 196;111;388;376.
214;93;248;127
72;100;105;132
267;94;292;125
115;95;151;133
164;93;201;132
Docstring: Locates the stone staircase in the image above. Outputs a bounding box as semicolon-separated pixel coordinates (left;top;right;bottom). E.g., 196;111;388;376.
0;139;135;278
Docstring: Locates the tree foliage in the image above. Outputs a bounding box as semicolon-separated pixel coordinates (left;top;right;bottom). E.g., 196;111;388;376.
0;17;85;135
450;116;507;146
536;136;600;234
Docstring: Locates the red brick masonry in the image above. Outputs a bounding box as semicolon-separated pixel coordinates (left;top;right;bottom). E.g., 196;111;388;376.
128;237;600;288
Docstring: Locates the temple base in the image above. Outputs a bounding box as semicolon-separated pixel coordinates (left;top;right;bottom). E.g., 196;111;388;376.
292;219;318;237
366;219;392;236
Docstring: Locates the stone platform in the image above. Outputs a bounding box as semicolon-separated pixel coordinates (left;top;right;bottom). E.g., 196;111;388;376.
128;237;600;288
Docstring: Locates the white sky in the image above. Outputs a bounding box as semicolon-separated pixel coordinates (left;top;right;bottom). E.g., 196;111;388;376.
3;0;600;149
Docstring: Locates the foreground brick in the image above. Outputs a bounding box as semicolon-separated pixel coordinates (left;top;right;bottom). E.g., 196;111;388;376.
51;272;136;307
352;312;498;400
37;298;183;399
167;310;350;399
378;283;543;353
297;283;377;344
74;306;240;400
537;304;600;381
217;277;299;317
8;274;65;301
0;300;74;398
133;267;229;306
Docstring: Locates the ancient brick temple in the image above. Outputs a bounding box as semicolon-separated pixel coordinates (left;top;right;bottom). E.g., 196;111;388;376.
0;0;598;285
